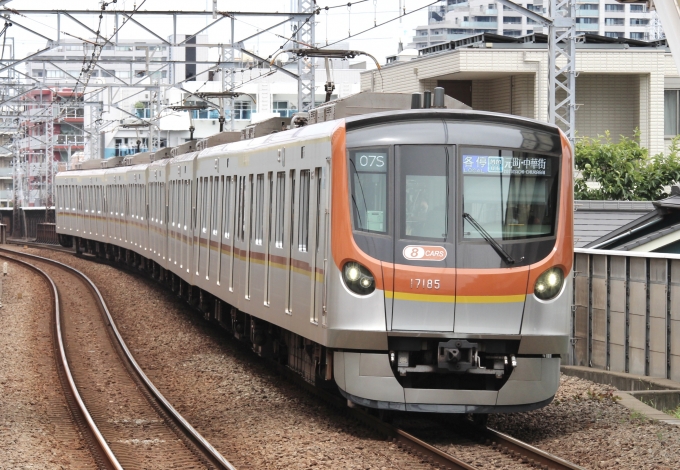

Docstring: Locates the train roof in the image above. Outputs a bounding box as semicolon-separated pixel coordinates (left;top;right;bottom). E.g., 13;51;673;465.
345;109;562;135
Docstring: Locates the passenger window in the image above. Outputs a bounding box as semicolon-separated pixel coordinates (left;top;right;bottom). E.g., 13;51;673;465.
275;172;285;248
203;177;210;234
212;177;220;237
254;174;264;245
315;167;322;253
238;176;246;241
223;176;232;239
289;170;296;252
298;170;310;251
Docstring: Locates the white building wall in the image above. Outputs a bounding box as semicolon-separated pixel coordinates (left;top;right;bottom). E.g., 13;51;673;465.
363;47;670;156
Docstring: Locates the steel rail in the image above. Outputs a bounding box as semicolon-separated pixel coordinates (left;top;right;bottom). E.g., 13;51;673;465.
0;253;122;470
0;247;236;470
19;242;585;470
483;427;585;470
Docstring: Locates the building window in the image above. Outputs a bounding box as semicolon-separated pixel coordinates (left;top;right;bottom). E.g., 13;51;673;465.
604;18;624;26
116;45;133;51
416;30;428;36
475;16;495;22
605;32;624;38
630;32;646;40
273;101;296;117
527;4;544;12
32;70;43;77
191;109;220;120
630;18;649;26
605;4;624;11
576;17;599;24
666;90;679;136
234;101;252;120
504;30;522;36
46;70;64;78
503;16;522;24
578;4;599;10
63;45;83;51
630;4;646;12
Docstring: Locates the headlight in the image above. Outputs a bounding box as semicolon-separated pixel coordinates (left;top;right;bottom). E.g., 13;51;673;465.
534;267;564;301
343;261;375;295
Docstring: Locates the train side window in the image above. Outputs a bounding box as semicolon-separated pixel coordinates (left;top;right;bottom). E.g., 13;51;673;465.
237;176;246;241
223;176;232;239
315;167;322;253
274;172;285;248
202;177;209;234
298;170;310;252
254;174;264;245
212;176;220;237
267;172;274;247
289;170;296;251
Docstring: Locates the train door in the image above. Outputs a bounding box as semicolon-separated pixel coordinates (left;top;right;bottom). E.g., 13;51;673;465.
289;168;318;323
390;145;456;332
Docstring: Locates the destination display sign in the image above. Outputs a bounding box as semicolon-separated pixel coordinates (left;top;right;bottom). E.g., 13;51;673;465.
353;151;388;173
462;155;553;176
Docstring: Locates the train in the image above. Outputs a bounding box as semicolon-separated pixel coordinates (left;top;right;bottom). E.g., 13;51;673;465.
56;95;573;415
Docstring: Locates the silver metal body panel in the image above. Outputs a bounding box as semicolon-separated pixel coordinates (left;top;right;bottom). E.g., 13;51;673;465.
55;110;569;412
454;301;525;334
335;351;559;409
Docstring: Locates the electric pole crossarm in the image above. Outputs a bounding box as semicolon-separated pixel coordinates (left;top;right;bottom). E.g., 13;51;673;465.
3;19;55;44
176;16;227;47
120;14;173;46
0;47;53;74
237;49;299;80
62;12;110;44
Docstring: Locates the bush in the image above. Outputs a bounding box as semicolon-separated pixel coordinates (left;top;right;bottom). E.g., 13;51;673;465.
575;131;680;201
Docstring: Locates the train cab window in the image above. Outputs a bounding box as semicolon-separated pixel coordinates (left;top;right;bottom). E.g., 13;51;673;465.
275;172;285;248
399;145;449;241
461;148;559;240
349;147;388;234
298;170;310;251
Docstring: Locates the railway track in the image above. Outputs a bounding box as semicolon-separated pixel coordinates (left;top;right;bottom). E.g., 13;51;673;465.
14;242;584;470
0;247;236;470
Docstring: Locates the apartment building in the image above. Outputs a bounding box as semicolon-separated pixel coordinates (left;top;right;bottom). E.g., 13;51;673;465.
410;0;659;48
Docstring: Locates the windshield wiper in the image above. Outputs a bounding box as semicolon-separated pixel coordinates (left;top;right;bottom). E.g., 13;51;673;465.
463;212;515;265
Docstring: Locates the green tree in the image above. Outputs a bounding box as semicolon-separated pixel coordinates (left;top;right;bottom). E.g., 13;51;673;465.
574;131;680;201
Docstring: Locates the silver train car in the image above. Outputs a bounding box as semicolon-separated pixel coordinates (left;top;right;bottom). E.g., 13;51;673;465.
56;109;574;414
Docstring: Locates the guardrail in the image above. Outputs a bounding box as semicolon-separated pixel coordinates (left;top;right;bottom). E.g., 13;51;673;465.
572;248;680;382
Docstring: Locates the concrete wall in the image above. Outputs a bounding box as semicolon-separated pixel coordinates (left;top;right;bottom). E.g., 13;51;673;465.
575;74;640;144
471;75;535;119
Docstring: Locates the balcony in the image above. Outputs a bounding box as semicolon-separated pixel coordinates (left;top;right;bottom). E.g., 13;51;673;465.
461;21;498;28
0;167;12;177
55;135;85;146
576;23;600;31
60;107;85;119
576;10;600;17
0;190;12;200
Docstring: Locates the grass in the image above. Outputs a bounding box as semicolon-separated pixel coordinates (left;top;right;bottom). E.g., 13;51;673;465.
664;404;680;419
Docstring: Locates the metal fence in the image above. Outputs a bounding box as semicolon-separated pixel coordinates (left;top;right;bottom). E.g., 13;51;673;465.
572;248;680;381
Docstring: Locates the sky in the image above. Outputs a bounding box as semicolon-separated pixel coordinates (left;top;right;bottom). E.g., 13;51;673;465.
4;0;433;68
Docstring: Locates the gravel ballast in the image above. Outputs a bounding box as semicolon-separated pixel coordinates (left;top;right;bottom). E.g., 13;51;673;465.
0;259;95;469
18;247;680;470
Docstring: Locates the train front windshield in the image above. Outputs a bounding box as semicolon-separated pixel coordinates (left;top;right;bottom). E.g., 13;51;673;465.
461;148;559;241
348;146;559;242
